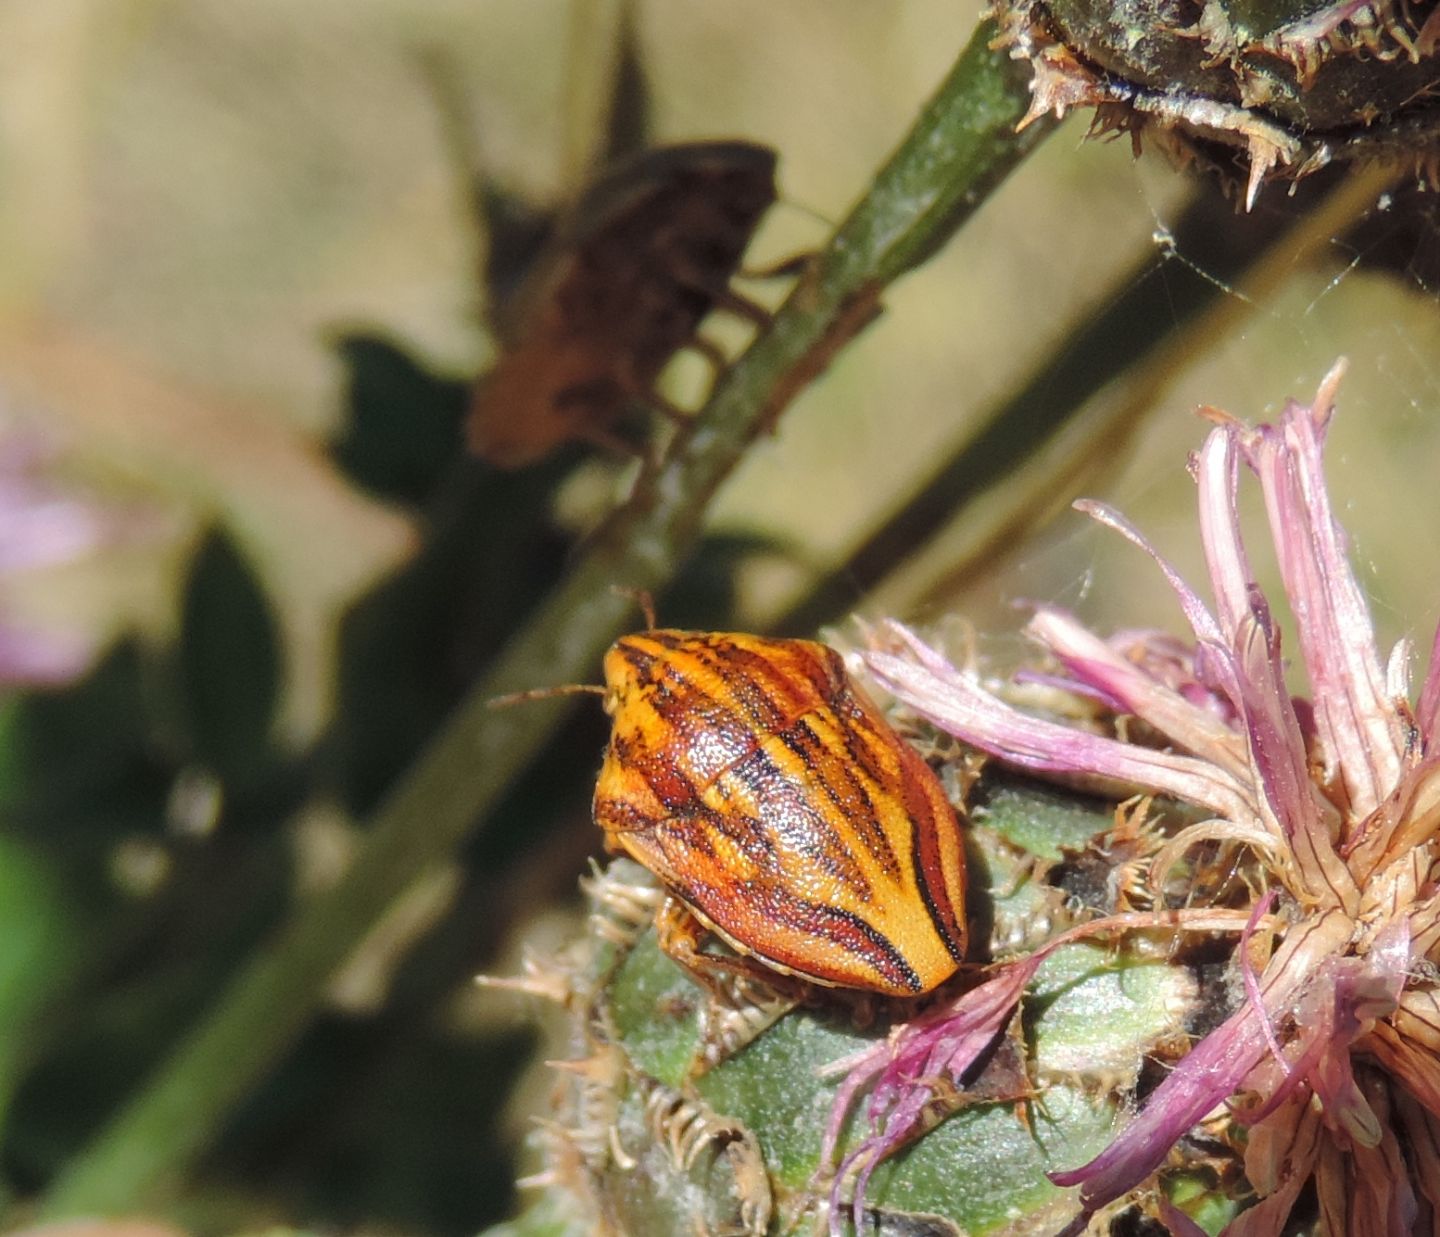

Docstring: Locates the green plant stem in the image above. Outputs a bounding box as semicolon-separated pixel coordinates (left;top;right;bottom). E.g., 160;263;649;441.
40;20;1051;1217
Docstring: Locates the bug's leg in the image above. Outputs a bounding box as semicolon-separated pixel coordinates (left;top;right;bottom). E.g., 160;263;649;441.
571;420;647;459
546;376;651;461
668;255;775;331
603;352;690;433
641;388;692;428
684;334;729;383
706;284;772;330
737;250;813;281
655;897;797;1074
654;895;739;997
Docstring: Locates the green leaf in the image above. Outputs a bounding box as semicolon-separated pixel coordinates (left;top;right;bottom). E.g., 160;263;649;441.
974;774;1115;860
1029;941;1195;1075
330;335;468;505
602;928;1131;1235
0;643;167;833
179;530;281;792
477;1191;594;1237
0;832;85;1122
606;929;705;1086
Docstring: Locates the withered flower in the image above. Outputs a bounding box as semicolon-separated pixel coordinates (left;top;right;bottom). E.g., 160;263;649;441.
828;362;1440;1234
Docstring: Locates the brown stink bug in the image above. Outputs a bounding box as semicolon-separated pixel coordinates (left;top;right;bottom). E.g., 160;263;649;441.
468;141;780;468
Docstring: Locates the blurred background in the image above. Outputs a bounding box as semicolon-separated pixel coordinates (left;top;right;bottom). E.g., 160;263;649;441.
1;0;1439;1233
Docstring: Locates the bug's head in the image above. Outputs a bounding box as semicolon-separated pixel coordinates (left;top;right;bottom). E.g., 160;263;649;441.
600;636;649;718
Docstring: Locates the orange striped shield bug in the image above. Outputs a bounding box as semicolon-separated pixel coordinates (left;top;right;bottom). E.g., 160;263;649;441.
468;141;780;468
592;630;968;997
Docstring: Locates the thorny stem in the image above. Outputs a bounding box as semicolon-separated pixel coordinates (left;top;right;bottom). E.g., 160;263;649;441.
41;20;1052;1215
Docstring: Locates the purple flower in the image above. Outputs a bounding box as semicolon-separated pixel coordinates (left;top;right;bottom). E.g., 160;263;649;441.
0;430;127;687
831;362;1440;1233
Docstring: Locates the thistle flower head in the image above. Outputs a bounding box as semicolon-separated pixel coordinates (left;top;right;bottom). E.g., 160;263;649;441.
830;362;1440;1234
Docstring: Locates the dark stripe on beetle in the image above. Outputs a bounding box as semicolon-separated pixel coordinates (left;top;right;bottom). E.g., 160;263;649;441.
759;886;923;992
621;641;818;803
829;689;903;791
616;640;664;686
908;806;965;961
775;716;900;879
649;806;920;992
662;859;922;993
723;744;873;898
624;695;762;806
832;717;908;853
641;630;690;650
632;631;835;711
594;793;655;833
683;640;794;732
697;802;778;867
624;640;772;750
900;756;966;958
684;636;830;727
621;729;705;812
642;807;773;897
823;681;964;953
626;640;736;718
827;701;922;868
627;633;837;757
737;638;843;715
611;656;752;809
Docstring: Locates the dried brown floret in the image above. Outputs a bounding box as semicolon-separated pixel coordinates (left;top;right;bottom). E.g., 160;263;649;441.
991;0;1440;205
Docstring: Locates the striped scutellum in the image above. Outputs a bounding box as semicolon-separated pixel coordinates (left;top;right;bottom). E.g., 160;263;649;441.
593;630;969;999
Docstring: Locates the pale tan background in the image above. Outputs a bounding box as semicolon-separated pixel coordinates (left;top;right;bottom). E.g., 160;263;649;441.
3;0;1438;739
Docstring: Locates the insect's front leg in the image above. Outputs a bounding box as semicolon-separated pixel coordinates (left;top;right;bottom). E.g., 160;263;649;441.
654;895;773;996
683;334;729;383
606;352;690;429
654;895;797;1074
702;283;772;330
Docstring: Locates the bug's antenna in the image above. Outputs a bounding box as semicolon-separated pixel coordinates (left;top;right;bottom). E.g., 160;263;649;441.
488;683;607;709
607;585;657;630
